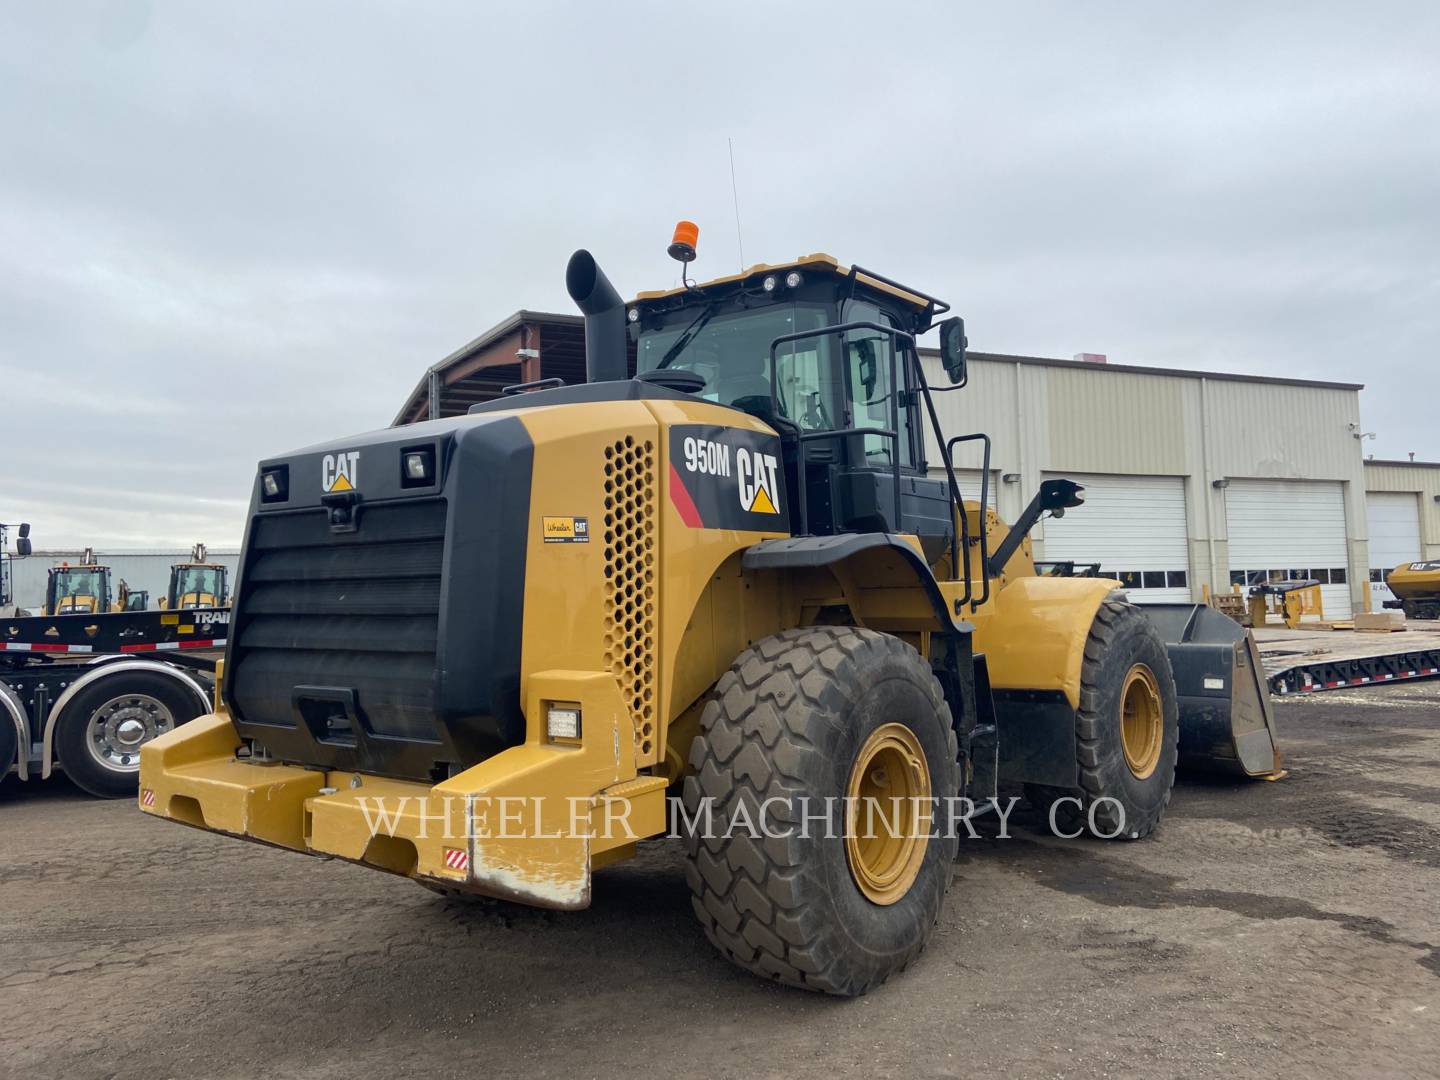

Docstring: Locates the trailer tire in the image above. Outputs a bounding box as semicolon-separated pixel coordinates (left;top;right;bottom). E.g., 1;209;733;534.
54;671;203;798
1026;598;1178;840
0;705;16;789
682;626;959;996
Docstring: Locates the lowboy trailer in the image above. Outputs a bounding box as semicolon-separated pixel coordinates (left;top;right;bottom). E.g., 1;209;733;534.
0;607;227;797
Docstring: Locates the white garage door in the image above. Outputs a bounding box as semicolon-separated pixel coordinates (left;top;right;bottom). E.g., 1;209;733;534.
1040;473;1191;602
1226;479;1351;617
927;468;997;507
1367;491;1422;609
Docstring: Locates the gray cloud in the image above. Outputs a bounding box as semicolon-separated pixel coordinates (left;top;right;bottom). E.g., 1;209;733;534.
2;1;1436;546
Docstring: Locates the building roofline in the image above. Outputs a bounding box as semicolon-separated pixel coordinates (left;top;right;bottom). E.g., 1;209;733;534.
22;548;242;556
918;347;1364;392
393;310;583;425
399;308;1365;426
1365;458;1440;469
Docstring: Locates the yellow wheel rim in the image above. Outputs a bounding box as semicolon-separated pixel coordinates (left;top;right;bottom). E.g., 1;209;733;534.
1120;664;1164;780
844;723;931;906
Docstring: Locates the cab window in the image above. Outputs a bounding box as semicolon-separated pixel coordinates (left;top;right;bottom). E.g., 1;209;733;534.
841;301;915;469
636;304;833;425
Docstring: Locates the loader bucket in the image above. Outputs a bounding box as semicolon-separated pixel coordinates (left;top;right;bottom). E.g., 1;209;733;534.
1140;604;1282;778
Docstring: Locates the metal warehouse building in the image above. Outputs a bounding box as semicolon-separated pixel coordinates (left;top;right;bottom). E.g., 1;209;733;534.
396;310;1435;618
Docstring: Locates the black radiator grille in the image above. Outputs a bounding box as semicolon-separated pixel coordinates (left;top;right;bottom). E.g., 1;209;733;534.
229;499;446;743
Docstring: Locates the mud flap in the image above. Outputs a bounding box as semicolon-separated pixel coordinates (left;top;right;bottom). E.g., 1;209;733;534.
1140;604;1282;778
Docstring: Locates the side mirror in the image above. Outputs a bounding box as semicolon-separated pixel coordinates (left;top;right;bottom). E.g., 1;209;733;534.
18;523;30;538
938;316;968;385
1038;478;1085;513
855;338;877;396
16;538;32;557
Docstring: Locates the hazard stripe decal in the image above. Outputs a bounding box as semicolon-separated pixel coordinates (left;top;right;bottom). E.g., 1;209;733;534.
119;638;225;653
443;847;469;872
1278;664;1440;694
668;463;704;529
0;642;92;653
0;638;225;655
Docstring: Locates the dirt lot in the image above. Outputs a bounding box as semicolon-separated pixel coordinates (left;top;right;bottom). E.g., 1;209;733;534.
4;682;1439;1080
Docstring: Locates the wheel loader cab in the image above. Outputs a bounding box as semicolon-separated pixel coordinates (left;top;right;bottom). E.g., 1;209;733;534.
631;256;956;561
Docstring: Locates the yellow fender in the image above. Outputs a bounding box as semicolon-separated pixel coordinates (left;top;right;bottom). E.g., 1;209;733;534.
971;576;1122;709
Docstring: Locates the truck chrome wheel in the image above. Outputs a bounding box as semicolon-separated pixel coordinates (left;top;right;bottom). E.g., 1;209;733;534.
86;694;174;772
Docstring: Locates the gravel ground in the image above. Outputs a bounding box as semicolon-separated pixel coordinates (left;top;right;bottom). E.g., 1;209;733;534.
3;681;1438;1079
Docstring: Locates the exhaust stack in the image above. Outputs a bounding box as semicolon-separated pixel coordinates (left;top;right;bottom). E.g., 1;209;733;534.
565;250;628;383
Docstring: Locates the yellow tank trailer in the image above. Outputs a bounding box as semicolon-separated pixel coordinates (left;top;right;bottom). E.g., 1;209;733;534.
140;228;1278;995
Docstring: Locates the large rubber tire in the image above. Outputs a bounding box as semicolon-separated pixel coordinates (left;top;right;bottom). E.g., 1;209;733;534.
54;670;204;798
682;626;959;996
0;703;17;791
1401;599;1440;621
1026;598;1178;840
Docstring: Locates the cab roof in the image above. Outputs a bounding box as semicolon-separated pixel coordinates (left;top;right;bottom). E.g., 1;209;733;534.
632;253;939;314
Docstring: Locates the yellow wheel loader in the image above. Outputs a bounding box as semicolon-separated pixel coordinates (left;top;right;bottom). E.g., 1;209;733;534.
1384;562;1440;620
140;230;1277;995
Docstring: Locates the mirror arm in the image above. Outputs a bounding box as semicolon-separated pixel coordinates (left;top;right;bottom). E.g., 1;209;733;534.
986;480;1084;578
987;489;1047;578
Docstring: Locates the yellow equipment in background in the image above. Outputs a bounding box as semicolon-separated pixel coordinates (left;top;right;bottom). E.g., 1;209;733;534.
159;543;229;609
1384;562;1440;621
1247;578;1327;629
43;550;112;615
117;579;149;611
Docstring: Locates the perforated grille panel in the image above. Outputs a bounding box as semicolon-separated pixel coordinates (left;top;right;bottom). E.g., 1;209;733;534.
602;435;657;761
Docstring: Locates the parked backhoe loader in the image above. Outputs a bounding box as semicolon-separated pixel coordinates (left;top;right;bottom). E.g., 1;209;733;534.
117;579;149;611
159;544;229;610
44;553;112;615
140;227;1278;995
1384;562;1440;620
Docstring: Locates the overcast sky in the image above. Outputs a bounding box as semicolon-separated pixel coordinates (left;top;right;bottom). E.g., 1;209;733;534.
3;2;1436;548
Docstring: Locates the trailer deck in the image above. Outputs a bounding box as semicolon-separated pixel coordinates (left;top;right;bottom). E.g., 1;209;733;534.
2;607;229;794
1256;620;1440;695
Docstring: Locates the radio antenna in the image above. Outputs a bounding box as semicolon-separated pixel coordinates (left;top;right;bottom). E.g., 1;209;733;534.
728;137;745;272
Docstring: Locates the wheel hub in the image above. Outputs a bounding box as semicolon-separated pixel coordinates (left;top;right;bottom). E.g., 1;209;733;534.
844;723;932;906
1120;664;1163;780
87;694;174;772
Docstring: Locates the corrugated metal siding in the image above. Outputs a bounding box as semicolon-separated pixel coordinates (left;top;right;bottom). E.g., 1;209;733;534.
1203;379;1363;480
1046;369;1188;474
1365;462;1440;558
918;352;1367;608
10;550;240;612
922;356;1016;471
923;355;1363;481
